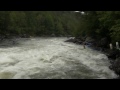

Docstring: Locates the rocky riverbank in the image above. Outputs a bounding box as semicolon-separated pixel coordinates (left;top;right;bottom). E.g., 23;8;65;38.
65;37;120;78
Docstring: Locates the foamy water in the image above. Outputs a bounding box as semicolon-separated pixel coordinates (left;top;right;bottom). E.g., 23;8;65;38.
0;37;118;79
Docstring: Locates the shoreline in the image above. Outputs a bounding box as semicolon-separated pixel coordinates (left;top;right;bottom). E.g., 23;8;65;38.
65;37;120;79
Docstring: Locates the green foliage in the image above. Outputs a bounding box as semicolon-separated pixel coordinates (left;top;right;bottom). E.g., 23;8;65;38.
75;11;120;43
110;19;120;42
1;11;120;44
0;11;80;37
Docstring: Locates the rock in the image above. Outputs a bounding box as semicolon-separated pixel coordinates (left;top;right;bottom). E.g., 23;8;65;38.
109;65;113;70
92;37;109;52
109;60;115;64
77;41;83;44
101;38;108;45
65;38;75;42
84;37;98;48
98;37;109;48
67;35;72;38
65;37;84;45
107;49;120;60
51;34;55;37
117;76;120;79
109;57;120;75
0;36;4;41
20;34;31;38
12;41;16;45
85;37;95;43
85;42;92;46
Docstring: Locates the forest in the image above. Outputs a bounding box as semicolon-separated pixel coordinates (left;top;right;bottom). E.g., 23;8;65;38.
76;11;120;44
0;11;120;44
0;11;80;38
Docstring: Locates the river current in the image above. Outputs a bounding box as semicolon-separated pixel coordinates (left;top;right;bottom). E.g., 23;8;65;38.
0;37;118;79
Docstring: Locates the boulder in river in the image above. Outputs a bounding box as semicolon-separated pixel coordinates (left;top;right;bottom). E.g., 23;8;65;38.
65;37;83;45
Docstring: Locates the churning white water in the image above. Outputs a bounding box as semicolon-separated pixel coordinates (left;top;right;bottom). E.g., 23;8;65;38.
0;37;118;79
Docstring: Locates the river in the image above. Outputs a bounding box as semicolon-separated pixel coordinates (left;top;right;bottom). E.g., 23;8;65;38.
0;37;118;79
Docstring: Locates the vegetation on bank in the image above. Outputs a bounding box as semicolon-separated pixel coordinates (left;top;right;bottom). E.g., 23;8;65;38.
0;11;80;38
0;11;120;45
1;11;120;78
76;11;120;44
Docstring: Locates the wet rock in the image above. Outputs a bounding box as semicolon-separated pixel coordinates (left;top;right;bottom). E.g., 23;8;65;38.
51;34;55;37
21;34;31;38
0;37;4;41
65;38;84;45
116;76;120;79
76;40;83;44
85;37;95;43
84;37;99;48
91;37;109;52
101;38;108;45
98;37;109;48
65;38;75;42
110;58;120;75
107;49;120;60
67;35;73;38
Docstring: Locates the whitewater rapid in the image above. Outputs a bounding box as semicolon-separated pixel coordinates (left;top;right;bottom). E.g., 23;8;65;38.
0;37;118;79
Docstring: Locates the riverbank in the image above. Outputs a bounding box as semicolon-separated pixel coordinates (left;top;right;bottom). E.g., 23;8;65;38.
65;37;120;78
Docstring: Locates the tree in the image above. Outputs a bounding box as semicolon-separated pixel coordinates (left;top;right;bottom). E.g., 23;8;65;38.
0;11;81;37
